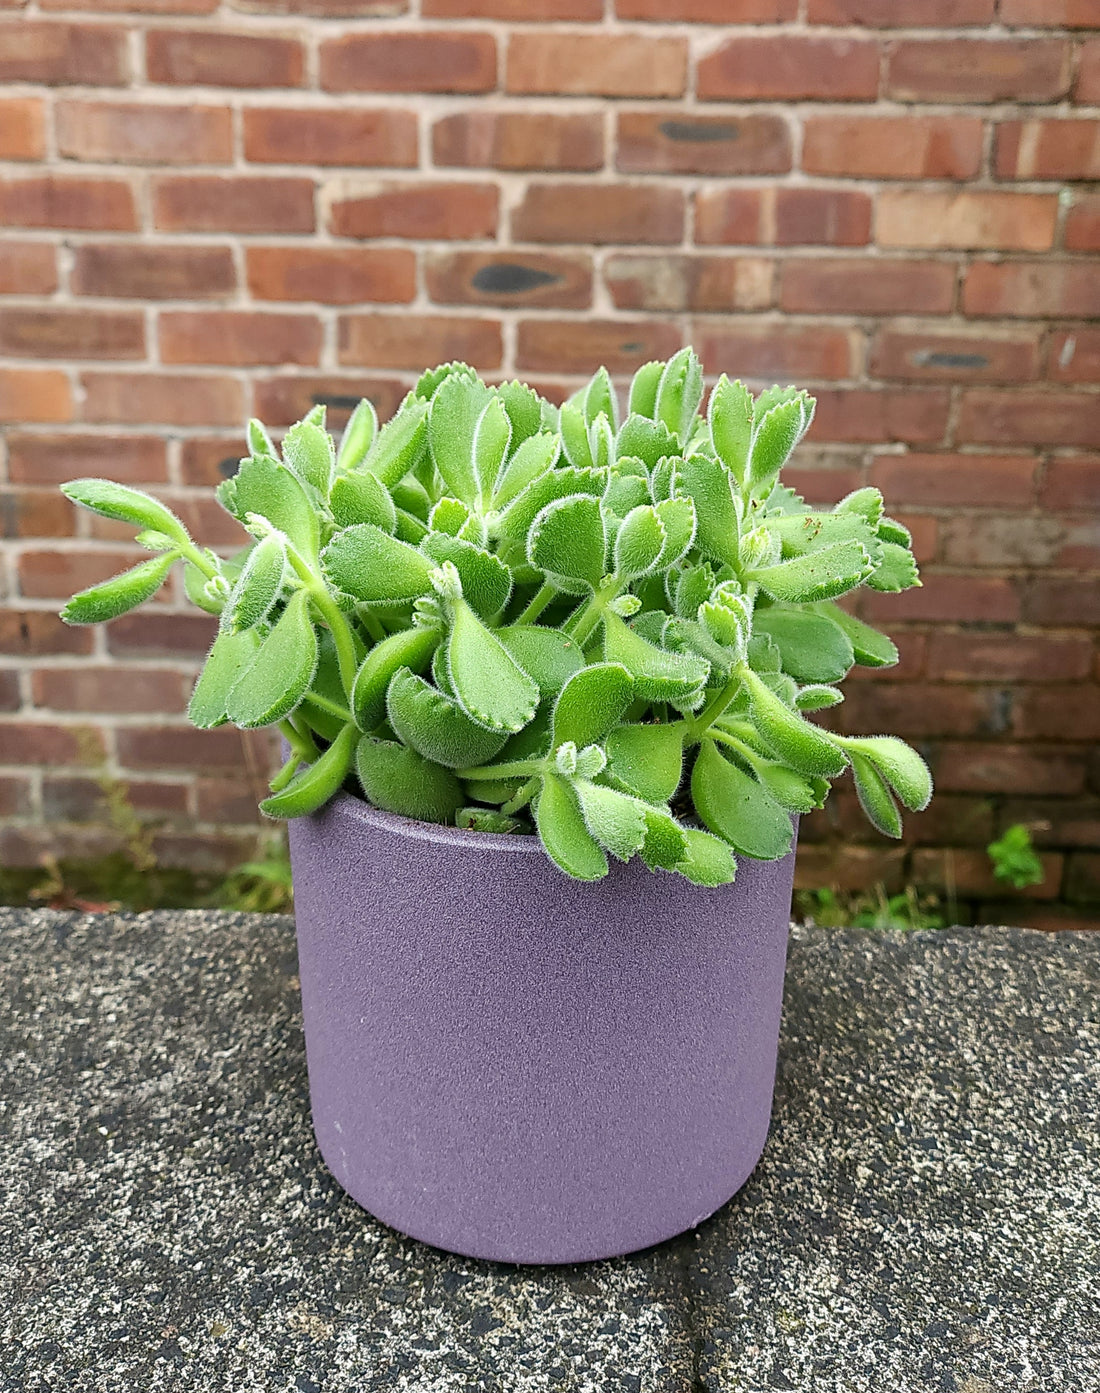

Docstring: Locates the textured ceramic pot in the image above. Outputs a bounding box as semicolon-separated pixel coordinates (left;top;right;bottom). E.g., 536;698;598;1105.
288;791;797;1265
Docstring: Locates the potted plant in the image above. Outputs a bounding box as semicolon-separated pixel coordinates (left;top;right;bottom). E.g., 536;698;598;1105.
59;350;930;1264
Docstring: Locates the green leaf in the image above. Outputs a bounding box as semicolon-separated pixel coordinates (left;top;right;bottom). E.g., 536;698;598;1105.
220;532;286;634
496;465;605;545
679;453;741;568
752;608;855;683
741;665;848;778
606;722;684;803
616;414;678;470
328;470;397;532
628;359;664;419
654;496;696;567
602;610;709;705
866;542;921;593
613;504;666;580
457;806;525;834
748;398;804;494
282;418;334;494
750;540;873;603
428;371;492;506
387;667;508;769
691;739;794;859
60;552;177;625
230;454;320;560
850;751;902;838
528;494;607;594
558;400;594;470
551;662;634;750
336;398;378;472
414;360;477;401
351;624;439;731
496;625;584;698
226;588;318;729
260;721;359;820
421;533;512;620
355;736;463;825
447;598;539;733
604;466;651;519
708;375;753;484
248;418;276;458
573;779;647;861
583;365;618;431
322;523;434;605
472;396;512;506
188;626;260;729
364;398;429;489
655;347;703;443
845;735;932;811
639;806;687;871
492;430;558;509
769;509;877;560
795;684;843;712
536;773;608;881
496;379;543;449
60;478;189;545
753;761;828;814
675;827;737;886
815;602;899;668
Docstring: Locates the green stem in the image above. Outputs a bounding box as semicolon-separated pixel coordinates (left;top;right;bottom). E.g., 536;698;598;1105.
180;540;219;583
302;690;353;723
515;581;557;627
268;748;302;794
284;545;358;698
501;776;540;816
361;610;387;645
456;757;546;783
565;581;621;648
279;717;318;765
686;666;747;746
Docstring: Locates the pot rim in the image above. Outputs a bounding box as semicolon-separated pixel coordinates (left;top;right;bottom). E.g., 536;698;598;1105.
324;788;547;856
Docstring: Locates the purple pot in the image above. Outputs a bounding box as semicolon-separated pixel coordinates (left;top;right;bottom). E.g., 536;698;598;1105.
288;792;797;1265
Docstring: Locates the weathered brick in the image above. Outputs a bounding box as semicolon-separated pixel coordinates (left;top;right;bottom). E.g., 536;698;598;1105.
929;632;1092;683
794;844;908;895
1023;576;1100;627
617;111;790;176
18;546;147;600
695;187;871;247
146;28;304;87
328;178;498;240
513;181;683;245
57;100;232;165
82;372;245;427
781;459;864;507
698;36;879;102
252;374;407;430
871;327;1040;384
0;773;32;819
0;368;72;424
912;847;1062;900
41;776;188;824
809;0;993;19
963;261;1100;319
605;254;773;313
0;242;57;295
933;743;1085;797
247;246;415;304
617;0;793;16
41;0;219;9
956;391;1100;448
0;20;128;84
835;682;999;740
230;0;406;13
1040;456;1100;511
32;665;188;715
0;721;105;768
0;176;137;231
105;611;216;659
1065;196;1100;254
780;258;955;316
1015;687;1100;743
1049;329;1100;386
72;243;236;300
802;115;982;180
165;495;249;550
997;799;1100;850
0;486;76;539
877;191;1058;252
0;97;45;161
321;31;496;94
0;308;144;361
426;0;599;14
516;318;682;376
160;310;323;367
1001;0;1100;24
867;574;1021;625
116;724;251;772
811;388;951;444
179;436;243;489
0;610;94;657
1066;853;1100;905
433;111;603;172
338;313;502;371
194;776;264;826
887;39;1071;104
243;107;418;167
7;433;168;486
508;32;686;99
695;321;859;382
994;121;1100;182
1077;39;1100;103
154;176;315;234
425;250;593;310
870;453;1035;509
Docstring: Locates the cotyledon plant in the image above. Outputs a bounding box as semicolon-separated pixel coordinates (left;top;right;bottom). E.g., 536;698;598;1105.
59;350;932;885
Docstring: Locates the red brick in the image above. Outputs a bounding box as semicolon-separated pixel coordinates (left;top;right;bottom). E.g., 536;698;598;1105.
105;611;216;659
0;97;45;161
963;262;1100;319
998;799;1100;850
433;111;604;172
864;574;1020;625
698;36;879;102
870;453;1035;510
0;308;144;361
871;327;1040;384
606;254;773;313
339;313;502;371
427;0;599;14
617;111;790;176
933;743;1085;797
780;259;955;317
82;372;245;427
802;115;982;181
329;180;497;240
1040;457;1100;511
695;321;859;382
811;388;951;444
41;0;219;9
40;776;189;824
1001;0;1100;24
32;666;188;715
0;20;128;84
617;0;793;16
513;181;683;245
930;633;1092;684
146;28;304;87
426;250;593;310
895;512;937;565
0;486;76;539
0;369;72;424
941;515;1082;569
243;106;418;167
956;391;1100;448
1065;196;1100;254
7;433;168;486
695;187;871;247
251;374;407;430
782;459;864;507
57;100;232;165
994;121;1100;182
116;724;251;772
1077;40;1100;103
0;176;136;231
1066;853;1100;905
887;40;1071;104
153;176;315;234
508;32;686;98
794;845;908;896
0;242;58;296
179;436;243;489
195;776;264;826
246;246;415;304
0;773;32;818
321;31;496;94
912;847;1063;900
835;682;999;740
230;0;406;12
1015;687;1100;742
72;243;236;300
809;0;992;19
160;310;322;367
693;188;765;245
1049;329;1100;385
517;318;682;376
0;721;105;768
877;191;1057;252
18;546;147;600
1023;576;1100;627
0;610;93;657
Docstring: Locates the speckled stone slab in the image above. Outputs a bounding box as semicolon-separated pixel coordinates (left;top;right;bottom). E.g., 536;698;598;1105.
1;910;1097;1393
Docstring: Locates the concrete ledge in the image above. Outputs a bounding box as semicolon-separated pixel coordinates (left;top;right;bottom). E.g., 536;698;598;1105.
1;909;1097;1391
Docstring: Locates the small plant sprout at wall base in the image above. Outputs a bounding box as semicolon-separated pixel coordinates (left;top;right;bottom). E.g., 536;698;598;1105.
59;351;932;885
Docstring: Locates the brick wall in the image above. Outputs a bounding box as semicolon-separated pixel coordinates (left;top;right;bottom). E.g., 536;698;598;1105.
0;0;1097;917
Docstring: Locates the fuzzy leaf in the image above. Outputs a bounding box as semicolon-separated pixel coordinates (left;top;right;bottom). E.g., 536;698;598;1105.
614;504;666;580
769;509;877;560
654;496;696;567
60;479;188;545
421;533;512;620
748;398;804;494
741;665;848;778
220;533;286;634
675;827;737;887
496;625;584;697
60;552;176;625
248;418;276;458
188;627;260;729
573;778;647;861
329;471;397;533
817;603;899;668
655;347;703;443
846;735;932;811
606;722;684;803
616;415;678;470
230;454;320;560
639;806;687;871
447;599;539;733
260;721;358;820
473;396;512;505
604;467;651;520
496;380;543;449
708;375;753;484
496;465;605;545
628;359;663;419
363;398;429;489
602;611;709;704
322;523;434;605
536;773;608;881
559;401;594;470
355;736;463;825
387;667;508;769
336;398;378;472
679;453;741;568
492;431;558;509
226;587;318;729
528;494;607;594
795;684;844;712
551;662;634;750
851;751;902;838
752;608;855;683
282;419;334;494
691;739;794;859
866;542;921;593
351;625;439;731
583;366;618;431
428;372;492;506
457;806;525;834
754;761;828;814
750;540;873;604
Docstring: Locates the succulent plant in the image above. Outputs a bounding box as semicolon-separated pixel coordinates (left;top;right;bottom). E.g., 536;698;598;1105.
59;350;932;884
